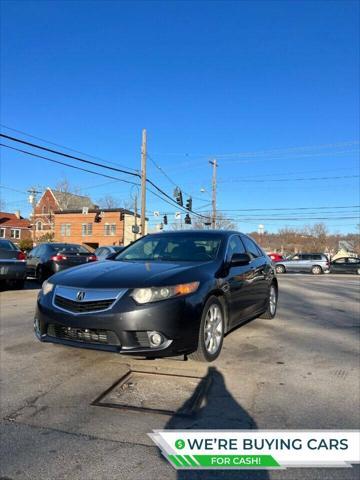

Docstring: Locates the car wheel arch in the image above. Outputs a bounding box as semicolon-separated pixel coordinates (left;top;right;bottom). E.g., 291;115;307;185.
204;289;230;333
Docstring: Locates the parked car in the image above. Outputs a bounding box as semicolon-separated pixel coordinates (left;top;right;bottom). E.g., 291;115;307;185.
330;257;360;275
34;230;278;362
275;253;330;275
27;243;97;282
0;239;27;289
94;245;125;261
267;252;284;262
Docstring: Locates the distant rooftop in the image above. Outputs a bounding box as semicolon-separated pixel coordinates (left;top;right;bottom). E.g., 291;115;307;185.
51;190;95;210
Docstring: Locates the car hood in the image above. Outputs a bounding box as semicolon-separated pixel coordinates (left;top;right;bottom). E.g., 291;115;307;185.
48;259;212;289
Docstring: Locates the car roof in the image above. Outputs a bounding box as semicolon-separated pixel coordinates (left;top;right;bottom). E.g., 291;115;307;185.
42;243;83;248
147;230;240;237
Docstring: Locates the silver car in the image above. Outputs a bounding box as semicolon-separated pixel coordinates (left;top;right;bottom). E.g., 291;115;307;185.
93;245;125;261
275;253;330;275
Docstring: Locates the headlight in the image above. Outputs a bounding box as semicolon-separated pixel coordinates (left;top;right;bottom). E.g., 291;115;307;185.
42;280;54;295
131;282;200;304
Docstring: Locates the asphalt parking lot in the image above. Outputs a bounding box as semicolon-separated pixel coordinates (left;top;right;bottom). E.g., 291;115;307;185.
0;275;359;480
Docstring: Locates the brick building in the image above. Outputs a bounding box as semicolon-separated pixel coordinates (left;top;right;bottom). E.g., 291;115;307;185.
54;208;148;249
0;211;32;245
33;188;95;240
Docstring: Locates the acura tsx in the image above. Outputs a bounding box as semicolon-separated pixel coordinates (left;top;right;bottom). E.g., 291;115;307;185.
34;230;278;362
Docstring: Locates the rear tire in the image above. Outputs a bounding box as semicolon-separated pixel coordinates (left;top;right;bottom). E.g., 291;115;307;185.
189;296;225;362
275;264;286;274
36;265;45;283
311;265;323;275
260;283;278;319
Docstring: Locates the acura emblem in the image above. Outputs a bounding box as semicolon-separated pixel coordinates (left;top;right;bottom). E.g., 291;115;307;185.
76;291;86;301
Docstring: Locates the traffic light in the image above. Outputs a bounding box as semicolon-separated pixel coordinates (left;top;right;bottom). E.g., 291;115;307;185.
174;187;183;206
163;215;168;225
184;214;191;225
185;197;192;211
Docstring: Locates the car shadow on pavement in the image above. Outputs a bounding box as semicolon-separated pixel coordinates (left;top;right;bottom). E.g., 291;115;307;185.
163;366;269;480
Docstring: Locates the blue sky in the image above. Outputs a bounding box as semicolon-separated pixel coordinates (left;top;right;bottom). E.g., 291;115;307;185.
0;0;359;233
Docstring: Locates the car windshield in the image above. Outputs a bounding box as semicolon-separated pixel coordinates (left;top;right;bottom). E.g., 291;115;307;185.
115;234;222;262
51;244;90;254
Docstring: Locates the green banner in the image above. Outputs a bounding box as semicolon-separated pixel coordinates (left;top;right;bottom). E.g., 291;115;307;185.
168;454;279;468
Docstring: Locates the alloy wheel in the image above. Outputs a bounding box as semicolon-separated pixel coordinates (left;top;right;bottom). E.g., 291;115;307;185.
269;285;277;315
312;266;322;275
204;304;223;355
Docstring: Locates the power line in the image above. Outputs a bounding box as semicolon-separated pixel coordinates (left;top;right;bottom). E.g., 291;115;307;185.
1;133;208;219
0;133;140;178
0;124;139;173
202;205;360;212
147;152;205;202
0;185;28;195
0;143;208;219
0;143;141;186
218;175;359;184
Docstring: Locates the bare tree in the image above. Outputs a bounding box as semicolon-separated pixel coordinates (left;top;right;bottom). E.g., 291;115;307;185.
55;177;82;209
192;211;236;230
170;211;235;230
97;195;120;209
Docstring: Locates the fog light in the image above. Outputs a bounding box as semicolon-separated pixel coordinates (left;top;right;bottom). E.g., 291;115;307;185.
148;331;163;347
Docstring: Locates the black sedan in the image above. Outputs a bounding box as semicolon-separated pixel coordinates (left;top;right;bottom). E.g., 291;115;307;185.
330;257;360;275
34;231;278;362
0;239;27;289
27;243;97;282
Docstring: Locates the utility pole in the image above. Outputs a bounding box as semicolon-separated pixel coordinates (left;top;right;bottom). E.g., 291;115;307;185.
140;129;147;236
133;193;138;241
28;187;41;243
209;159;217;229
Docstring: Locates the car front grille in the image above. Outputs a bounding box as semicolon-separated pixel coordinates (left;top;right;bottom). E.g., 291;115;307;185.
47;324;120;345
54;295;115;313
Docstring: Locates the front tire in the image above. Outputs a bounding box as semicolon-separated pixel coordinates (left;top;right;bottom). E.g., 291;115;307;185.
260;283;278;319
275;264;286;274
311;265;323;275
189;296;225;362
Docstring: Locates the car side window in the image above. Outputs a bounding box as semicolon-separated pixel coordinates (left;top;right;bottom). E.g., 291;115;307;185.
227;235;246;260
334;258;346;264
348;258;359;264
302;254;310;260
312;255;322;260
241;236;260;259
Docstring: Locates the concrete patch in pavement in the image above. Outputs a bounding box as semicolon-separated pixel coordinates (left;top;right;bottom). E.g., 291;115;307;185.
93;369;212;416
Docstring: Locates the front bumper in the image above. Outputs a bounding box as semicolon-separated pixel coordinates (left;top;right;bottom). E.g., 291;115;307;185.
34;289;204;357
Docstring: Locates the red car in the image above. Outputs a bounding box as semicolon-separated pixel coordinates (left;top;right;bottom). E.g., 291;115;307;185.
267;252;284;262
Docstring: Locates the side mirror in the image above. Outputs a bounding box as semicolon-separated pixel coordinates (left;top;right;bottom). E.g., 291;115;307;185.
230;253;251;266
